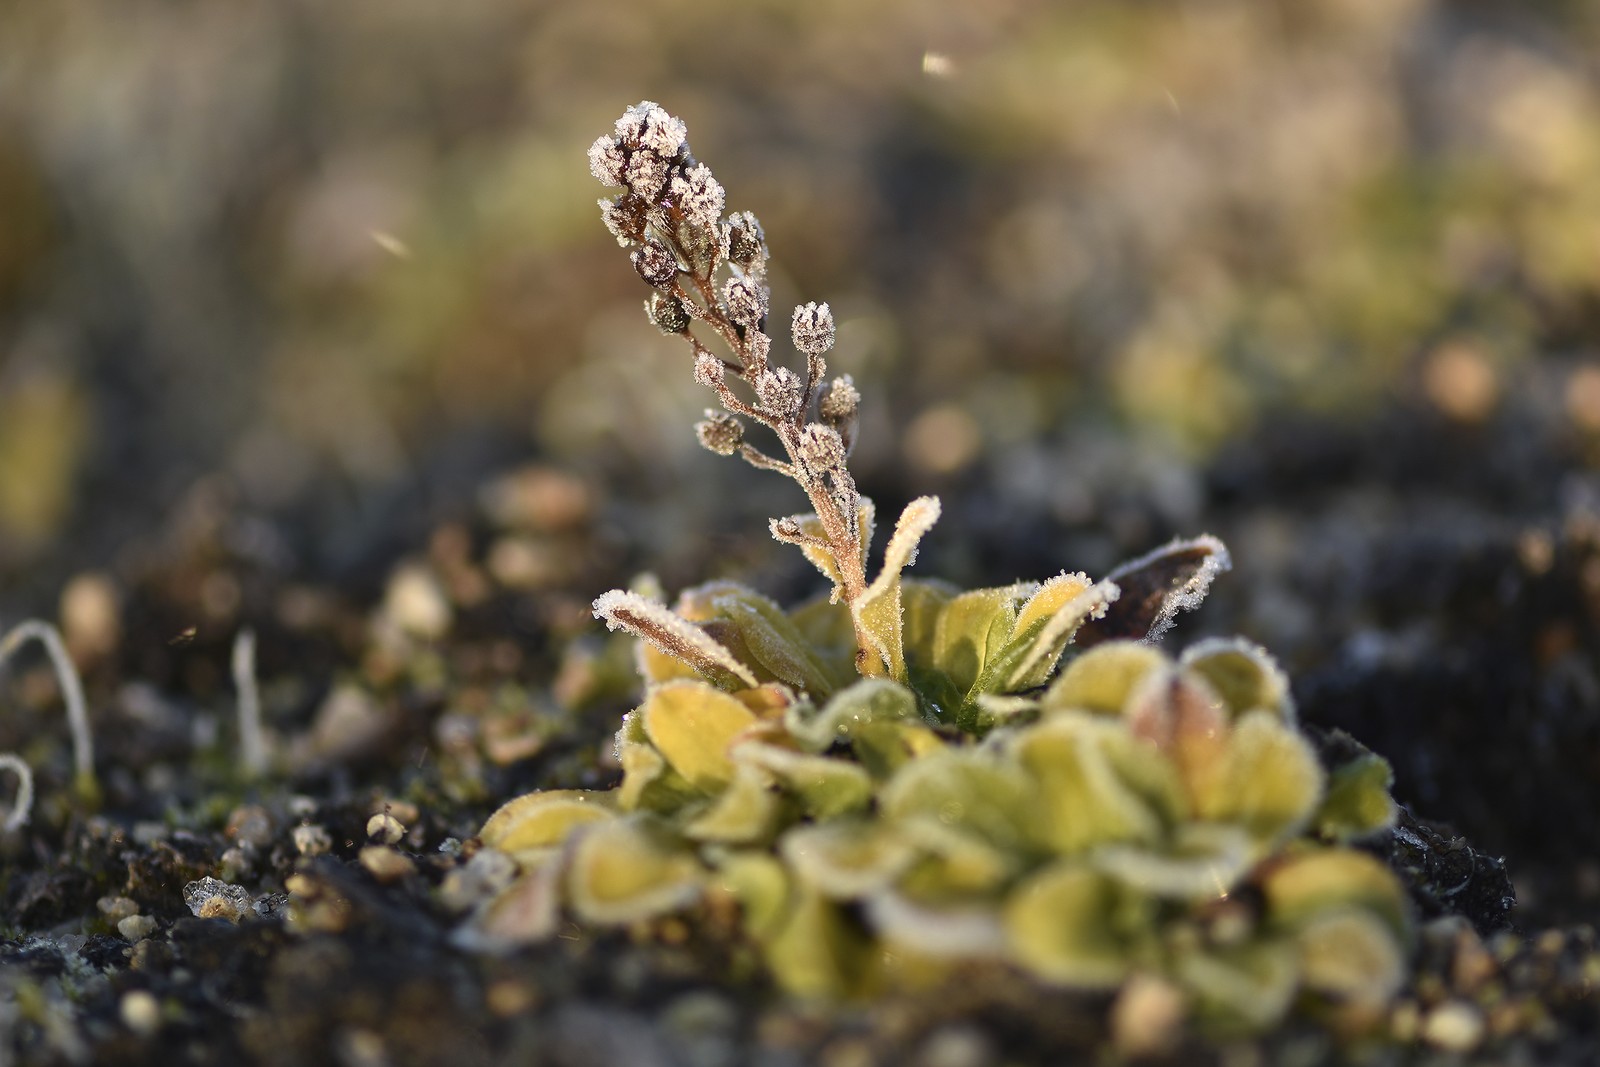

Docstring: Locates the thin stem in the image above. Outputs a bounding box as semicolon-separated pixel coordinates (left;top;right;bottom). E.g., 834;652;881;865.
738;445;795;477
233;628;267;779
0;620;93;790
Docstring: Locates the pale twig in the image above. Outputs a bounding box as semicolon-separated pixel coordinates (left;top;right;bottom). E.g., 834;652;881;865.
0;620;94;791
0;752;33;832
233;627;267;778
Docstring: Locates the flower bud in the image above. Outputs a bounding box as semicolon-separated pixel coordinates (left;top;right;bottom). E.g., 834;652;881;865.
791;302;835;355
695;412;745;456
632;242;678;288
798;423;847;472
725;211;765;268
693;352;726;389
819;375;860;427
722;276;768;327
615;101;687;159
755;367;804;421
670;164;725;232
645;293;689;335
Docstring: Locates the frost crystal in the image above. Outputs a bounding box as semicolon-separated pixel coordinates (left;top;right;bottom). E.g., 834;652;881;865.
182;877;252;919
587;136;627;187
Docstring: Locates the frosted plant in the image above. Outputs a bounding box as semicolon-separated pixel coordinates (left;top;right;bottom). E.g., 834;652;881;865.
456;104;1414;1037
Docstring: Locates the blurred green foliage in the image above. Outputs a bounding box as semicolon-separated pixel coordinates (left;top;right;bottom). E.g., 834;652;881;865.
2;0;1599;571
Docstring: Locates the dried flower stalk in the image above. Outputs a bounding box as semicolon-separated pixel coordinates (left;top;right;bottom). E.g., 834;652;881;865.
590;102;887;671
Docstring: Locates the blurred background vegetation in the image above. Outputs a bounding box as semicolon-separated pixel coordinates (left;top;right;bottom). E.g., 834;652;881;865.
2;0;1600;605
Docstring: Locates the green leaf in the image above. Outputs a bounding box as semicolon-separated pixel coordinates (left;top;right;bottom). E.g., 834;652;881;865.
1004;863;1151;989
783;678;922;752
565;816;704;924
1294;907;1406;1004
780;819;917;899
684;762;785;844
1011;714;1165;854
480;790;616;856
713;850;792;941
1042;641;1169;715
763;887;874;999
993;573;1120;692
640;680;761;793
929;585;1025;697
1195;711;1324;850
733;741;873;819
879;748;1038;856
594;589;758;690
1180;637;1294;722
1261;847;1410;940
1314;753;1397;842
1173;940;1298;1030
1092;823;1253;900
852;496;941;681
710;586;847;697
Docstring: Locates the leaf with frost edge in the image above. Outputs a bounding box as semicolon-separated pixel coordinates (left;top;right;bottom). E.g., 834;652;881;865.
593;589;759;690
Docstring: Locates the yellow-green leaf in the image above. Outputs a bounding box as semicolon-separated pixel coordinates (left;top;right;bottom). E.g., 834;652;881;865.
1196;711;1324;849
1004;863;1149;989
1043;641;1169;715
1180;637;1294;722
852;496;941;681
565;816;704;924
480;790;616;855
642;680;760;792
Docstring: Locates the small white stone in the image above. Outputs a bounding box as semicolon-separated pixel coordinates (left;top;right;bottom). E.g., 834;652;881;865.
366;812;406;845
120;990;162;1036
293;824;332;856
1422;1001;1485;1052
118;915;158;942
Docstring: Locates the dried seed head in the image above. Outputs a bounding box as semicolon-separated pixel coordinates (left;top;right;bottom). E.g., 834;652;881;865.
722;276;768;327
670;163;725;232
625;151;671;201
726;211;765;269
598;195;649;247
792;302;836;355
693;352;726;389
819;375;860;426
632;241;679;288
798;423;847;471
645;293;690;335
615;101;688;159
756;366;805;421
588;136;628;187
744;330;772;373
695;412;745;456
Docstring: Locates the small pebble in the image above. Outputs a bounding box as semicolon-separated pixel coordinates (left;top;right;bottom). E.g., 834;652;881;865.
97;896;139;923
1422;1001;1485;1052
293;824;332;856
366;812;405;845
1111;973;1187;1058
120;990;161;1037
359;845;416;883
118;915;158;942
